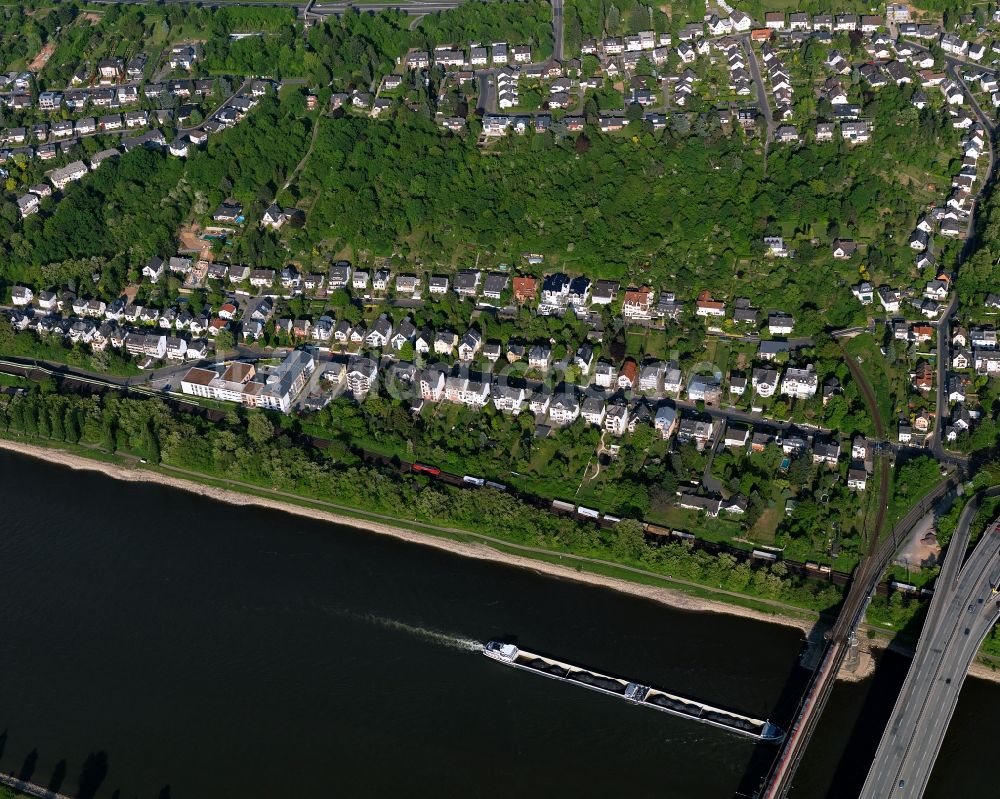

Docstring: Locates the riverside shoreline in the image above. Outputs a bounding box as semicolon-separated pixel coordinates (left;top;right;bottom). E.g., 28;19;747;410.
6;437;1000;686
0;438;817;634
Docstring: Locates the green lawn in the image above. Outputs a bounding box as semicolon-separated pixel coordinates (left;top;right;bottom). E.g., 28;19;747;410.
750;503;783;544
647;505;747;546
625;331;647;358
712;340;731;375
0;373;28;388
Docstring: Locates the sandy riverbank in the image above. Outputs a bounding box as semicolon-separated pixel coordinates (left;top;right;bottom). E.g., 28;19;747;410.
6;439;1000;686
859;632;1000;685
0;438;819;638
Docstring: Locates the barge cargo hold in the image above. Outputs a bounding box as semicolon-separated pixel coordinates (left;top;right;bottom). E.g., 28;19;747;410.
483;641;785;743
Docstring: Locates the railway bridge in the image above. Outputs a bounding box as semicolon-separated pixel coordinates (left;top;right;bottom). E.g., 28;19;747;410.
757;476;960;799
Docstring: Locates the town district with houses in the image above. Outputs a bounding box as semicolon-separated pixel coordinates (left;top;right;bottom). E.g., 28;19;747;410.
7;0;1000;796
5;0;1000;570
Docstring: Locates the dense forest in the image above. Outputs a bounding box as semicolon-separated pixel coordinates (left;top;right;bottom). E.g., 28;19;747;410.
0;95;310;291
278;84;955;315
0;76;959;319
0;3;75;71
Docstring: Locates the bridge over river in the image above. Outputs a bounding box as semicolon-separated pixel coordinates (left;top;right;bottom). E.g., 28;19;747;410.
757;477;960;799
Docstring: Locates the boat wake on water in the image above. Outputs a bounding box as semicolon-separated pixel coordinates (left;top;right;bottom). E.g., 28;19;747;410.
321;604;480;651
362;614;481;651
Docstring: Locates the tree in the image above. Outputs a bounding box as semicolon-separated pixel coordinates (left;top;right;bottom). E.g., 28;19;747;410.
101;413;117;453
215;329;235;354
64;406;79;444
142;420;161;464
787;453;812;487
247;412;275;445
611;518;646;561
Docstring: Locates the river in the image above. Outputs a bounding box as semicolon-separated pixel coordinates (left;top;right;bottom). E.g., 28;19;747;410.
0;451;996;798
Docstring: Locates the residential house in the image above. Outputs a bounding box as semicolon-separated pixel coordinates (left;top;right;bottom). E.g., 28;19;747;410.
677;491;722;517
453;269;481;298
622;287;655;320
458;328;483;361
528;344;552;370
249;269;275;288
549;393;581;425
591;280;619;306
764;235;790;255
594;361;617;388
877;286;902;312
419;367;447;401
768;312;794;335
752;367;780;398
435;331;458;355
912;361;934;391
654;405;677;438
513;276;537;303
481;273;508;302
695;291;726;317
568;276;591;310
676;418;714;449
539;273;570;312
618;359;639;390
365;314;393;349
832;239;858;259
492;383;526;414
638;362;665;394
847;465;868;491
724;424;750;449
142;257;165;282
10;286;32;306
780;365;818;399
329;263;352;289
581;396;607;427
346;356;379;400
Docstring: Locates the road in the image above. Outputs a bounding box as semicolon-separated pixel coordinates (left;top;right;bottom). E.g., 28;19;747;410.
0;298;963;468
282;111;321;191
700;420;725;495
473;0;563;116
93;0;305;7
0;774;72;799
946;61;996;248
103;0;466;13
178;78;249;133
860;503;1000;799
476;71;494;114
310;1;463;14
930;292;957;462
551;0;564;62
927;62;995;462
741;35;774;146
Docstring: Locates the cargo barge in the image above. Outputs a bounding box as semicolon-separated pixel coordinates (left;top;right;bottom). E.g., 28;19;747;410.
483;641;785;743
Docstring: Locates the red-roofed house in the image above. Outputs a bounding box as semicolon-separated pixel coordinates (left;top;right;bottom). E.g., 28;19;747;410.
513;276;538;303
